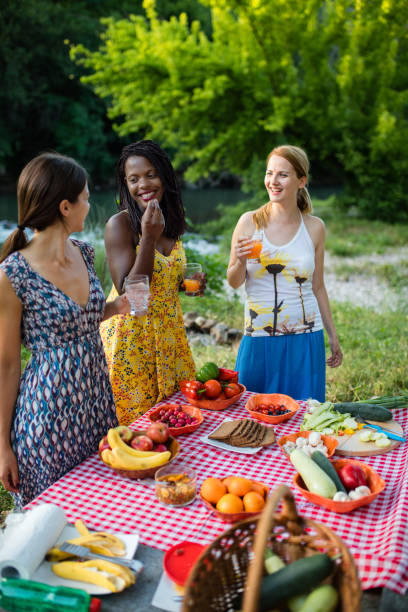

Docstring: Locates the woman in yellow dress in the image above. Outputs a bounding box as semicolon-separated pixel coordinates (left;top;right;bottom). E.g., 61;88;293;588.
100;141;203;424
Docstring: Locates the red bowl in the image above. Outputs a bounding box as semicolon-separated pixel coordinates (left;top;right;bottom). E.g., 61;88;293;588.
200;477;269;523
163;541;206;586
148;403;204;436
181;384;246;411
245;393;300;424
293;458;385;513
278;431;338;460
98;432;180;479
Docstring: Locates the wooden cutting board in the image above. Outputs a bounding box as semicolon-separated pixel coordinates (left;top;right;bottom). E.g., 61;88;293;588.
334;420;405;456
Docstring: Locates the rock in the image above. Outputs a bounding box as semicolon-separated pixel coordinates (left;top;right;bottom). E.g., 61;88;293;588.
226;328;243;344
210;322;230;344
194;316;207;329
201;318;217;333
183;311;200;330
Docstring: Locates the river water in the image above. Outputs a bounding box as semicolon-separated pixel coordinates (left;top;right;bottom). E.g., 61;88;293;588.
0;187;248;245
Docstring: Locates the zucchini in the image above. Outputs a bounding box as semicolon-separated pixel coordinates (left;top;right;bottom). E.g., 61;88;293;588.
334;402;392;422
290;449;337;499
297;584;338;612
258;554;334;611
311;451;346;493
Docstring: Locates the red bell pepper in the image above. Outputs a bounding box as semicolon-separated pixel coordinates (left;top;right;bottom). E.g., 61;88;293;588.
179;380;206;399
337;463;367;491
217;368;239;383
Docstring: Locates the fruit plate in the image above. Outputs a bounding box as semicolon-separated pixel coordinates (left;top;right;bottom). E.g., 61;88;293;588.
245;393;300;424
293;458;386;513
278;431;339;460
32;525;141;595
180;384;246;411
99;432;180;480
200;478;269;523
148;403;204;436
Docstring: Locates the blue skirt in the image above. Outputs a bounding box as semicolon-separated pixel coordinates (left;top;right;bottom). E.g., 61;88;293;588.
235;330;326;402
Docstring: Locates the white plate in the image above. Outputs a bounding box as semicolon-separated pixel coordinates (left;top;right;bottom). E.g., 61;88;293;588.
32;525;140;595
200;419;263;455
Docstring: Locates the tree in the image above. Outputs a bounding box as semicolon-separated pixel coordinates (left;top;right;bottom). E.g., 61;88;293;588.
72;0;408;219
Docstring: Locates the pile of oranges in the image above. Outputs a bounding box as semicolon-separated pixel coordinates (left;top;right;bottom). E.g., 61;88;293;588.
200;476;267;514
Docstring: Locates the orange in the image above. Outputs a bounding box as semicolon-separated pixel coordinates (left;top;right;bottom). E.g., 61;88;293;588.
243;491;265;513
226;477;253;497
222;476;235;489
251;481;267;498
216;493;244;514
200;478;227;504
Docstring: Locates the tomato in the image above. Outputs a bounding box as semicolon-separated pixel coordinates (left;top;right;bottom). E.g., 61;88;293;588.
203;379;222;399
224;383;241;398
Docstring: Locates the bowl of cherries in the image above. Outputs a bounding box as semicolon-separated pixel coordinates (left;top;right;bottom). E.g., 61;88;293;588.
148;403;204;436
245;393;300;424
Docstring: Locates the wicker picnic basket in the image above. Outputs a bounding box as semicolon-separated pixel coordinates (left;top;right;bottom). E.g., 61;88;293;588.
182;485;361;612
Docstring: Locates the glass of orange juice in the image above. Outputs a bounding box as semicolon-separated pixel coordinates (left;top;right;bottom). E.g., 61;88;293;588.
247;230;263;263
182;263;202;296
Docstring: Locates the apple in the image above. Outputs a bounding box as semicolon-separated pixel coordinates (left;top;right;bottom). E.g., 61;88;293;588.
154;443;168;453
114;425;134;444
146;422;169;444
130;435;154;451
98;435;111;452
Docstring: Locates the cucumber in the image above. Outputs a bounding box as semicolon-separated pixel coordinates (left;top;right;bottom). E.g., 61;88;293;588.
334;402;392;422
297;584;338;612
258;553;334;612
311;451;346;493
290;449;337;499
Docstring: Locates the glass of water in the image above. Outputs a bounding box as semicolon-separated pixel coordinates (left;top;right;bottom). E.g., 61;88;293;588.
124;274;150;316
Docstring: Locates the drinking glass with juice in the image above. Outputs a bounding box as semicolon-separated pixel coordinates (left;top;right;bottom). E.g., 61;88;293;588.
247;230;263;263
182;263;202;296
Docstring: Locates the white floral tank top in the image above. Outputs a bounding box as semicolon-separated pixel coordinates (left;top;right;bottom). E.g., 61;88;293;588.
244;215;323;337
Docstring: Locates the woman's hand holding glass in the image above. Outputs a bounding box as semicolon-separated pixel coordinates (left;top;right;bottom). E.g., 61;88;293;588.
124;274;150;316
235;230;263;264
182;263;206;296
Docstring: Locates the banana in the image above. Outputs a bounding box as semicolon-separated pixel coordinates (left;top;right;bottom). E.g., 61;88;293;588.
47;523;126;560
108;446;171;470
107;428;157;457
75;519;90;536
52;559;135;592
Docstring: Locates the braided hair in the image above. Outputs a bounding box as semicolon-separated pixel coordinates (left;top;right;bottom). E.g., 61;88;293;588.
116;140;187;239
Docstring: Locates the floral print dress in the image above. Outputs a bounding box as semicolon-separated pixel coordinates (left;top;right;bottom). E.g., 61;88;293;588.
100;240;195;425
0;240;118;507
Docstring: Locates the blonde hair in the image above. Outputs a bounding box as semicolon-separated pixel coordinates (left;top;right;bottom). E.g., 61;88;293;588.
253;145;313;229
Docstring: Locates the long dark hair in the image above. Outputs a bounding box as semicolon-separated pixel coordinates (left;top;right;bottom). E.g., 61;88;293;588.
116;140;187;239
0;152;87;263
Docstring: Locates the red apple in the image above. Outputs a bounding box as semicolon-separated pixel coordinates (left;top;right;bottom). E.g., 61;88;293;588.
154;443;168;453
130;435;154;451
146;422;169;444
114;425;134;444
98;435;111;452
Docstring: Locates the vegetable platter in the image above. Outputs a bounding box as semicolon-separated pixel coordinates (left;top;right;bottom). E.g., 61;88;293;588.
301;399;405;457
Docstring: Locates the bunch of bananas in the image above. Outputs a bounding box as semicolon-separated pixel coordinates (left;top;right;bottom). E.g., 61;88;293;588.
48;520;136;593
101;428;171;470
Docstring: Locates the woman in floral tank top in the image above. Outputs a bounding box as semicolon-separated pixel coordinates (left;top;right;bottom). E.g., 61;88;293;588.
227;145;342;401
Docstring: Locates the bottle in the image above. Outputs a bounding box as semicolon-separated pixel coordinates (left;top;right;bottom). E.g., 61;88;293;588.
0;578;101;612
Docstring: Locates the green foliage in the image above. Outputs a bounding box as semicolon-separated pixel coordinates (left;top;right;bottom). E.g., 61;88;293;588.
72;0;408;220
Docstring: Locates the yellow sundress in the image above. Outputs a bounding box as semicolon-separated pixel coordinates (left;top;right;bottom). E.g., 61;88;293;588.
100;240;196;424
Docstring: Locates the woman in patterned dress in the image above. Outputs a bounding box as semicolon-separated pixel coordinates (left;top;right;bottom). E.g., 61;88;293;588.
100;140;204;424
227;145;342;401
0;152;131;507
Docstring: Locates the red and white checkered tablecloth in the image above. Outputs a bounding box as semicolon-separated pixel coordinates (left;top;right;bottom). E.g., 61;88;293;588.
26;391;408;594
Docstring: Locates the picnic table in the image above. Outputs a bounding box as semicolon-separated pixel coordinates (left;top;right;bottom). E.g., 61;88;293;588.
26;389;408;609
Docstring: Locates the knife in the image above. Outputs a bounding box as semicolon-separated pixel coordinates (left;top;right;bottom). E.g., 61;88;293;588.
360;420;406;442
